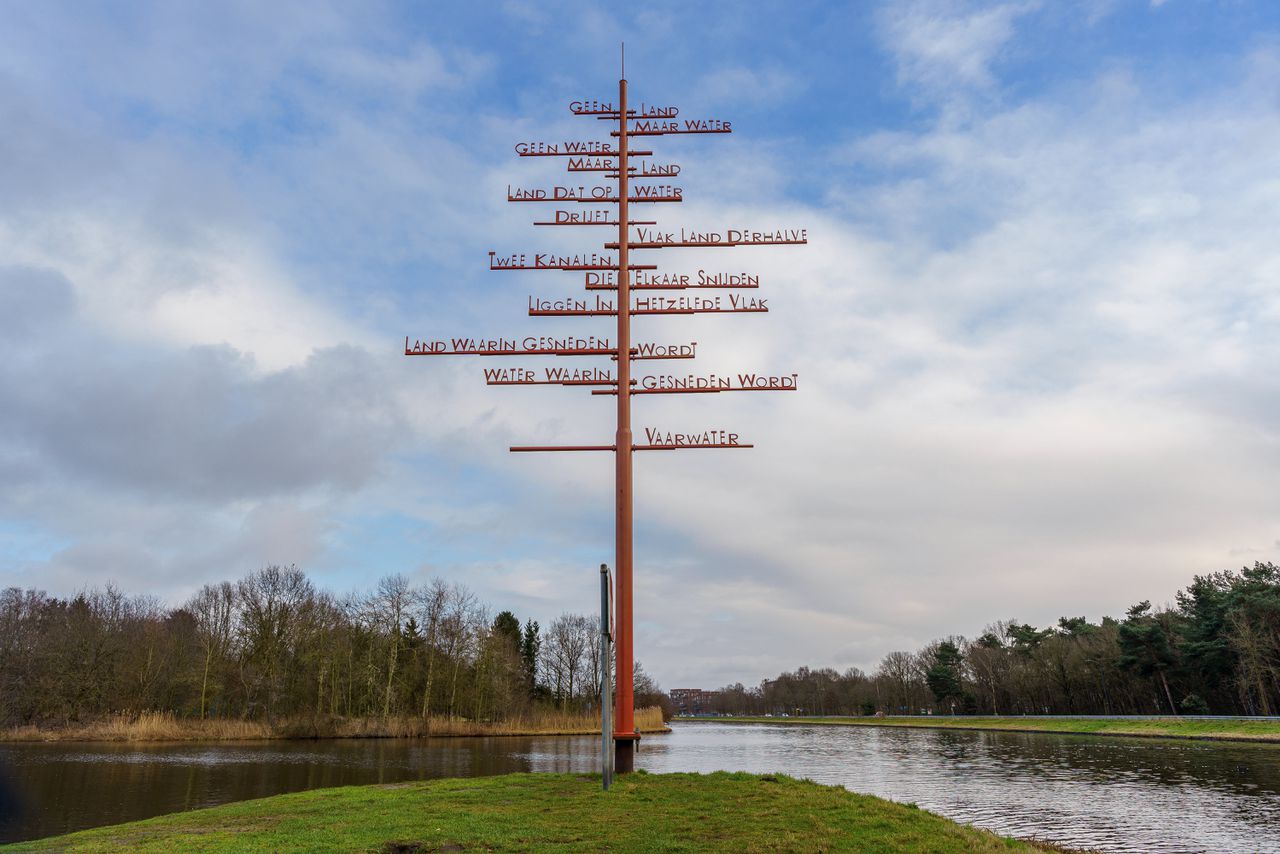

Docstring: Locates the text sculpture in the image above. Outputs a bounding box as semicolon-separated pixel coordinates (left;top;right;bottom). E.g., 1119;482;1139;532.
405;77;805;772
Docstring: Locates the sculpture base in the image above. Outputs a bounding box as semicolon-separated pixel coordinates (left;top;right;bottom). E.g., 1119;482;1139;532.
614;733;639;773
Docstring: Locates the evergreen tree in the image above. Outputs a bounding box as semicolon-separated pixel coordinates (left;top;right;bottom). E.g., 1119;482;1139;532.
520;619;541;695
492;611;521;650
1118;601;1180;714
925;641;965;711
1176;572;1235;710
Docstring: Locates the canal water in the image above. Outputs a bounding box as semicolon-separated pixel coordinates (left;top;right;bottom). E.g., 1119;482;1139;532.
1;722;1277;852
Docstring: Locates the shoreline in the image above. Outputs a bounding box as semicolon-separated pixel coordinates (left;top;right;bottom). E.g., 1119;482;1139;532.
1;771;1070;853
676;715;1280;744
1;708;670;744
0;728;674;745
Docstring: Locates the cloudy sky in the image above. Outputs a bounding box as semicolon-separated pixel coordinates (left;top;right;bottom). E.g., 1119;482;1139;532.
2;0;1279;688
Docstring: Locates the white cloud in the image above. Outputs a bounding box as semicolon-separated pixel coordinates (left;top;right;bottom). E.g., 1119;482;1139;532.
695;67;803;106
2;2;1279;690
452;46;1280;683
0;214;362;372
879;0;1040;97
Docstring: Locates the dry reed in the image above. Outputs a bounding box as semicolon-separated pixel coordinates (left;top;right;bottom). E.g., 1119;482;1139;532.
0;706;668;743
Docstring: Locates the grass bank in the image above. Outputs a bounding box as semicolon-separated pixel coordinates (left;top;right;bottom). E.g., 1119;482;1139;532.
682;715;1280;743
1;707;668;743
3;771;1066;853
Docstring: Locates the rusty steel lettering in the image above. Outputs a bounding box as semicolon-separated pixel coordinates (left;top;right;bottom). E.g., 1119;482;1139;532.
405;67;806;775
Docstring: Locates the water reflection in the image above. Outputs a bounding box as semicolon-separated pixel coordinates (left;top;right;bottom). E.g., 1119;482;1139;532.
640;724;1280;854
0;736;573;844
1;723;1278;853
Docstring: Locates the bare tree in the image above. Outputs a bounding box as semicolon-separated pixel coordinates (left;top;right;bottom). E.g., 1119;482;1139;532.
1229;609;1276;716
585;616;611;706
470;607;492;720
543;613;593;710
418;579;449;719
185;582;235;719
235;565;315;720
440;584;478;719
365;574;413;718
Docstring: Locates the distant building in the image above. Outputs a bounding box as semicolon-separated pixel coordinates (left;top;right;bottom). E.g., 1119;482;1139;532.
670;688;721;715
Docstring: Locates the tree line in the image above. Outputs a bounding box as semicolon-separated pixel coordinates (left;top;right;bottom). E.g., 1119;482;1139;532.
708;562;1280;717
0;565;667;727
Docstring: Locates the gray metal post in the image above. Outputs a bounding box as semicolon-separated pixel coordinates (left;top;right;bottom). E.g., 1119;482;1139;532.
600;563;613;790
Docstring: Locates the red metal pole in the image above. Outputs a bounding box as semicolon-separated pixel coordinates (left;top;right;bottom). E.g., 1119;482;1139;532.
614;75;638;773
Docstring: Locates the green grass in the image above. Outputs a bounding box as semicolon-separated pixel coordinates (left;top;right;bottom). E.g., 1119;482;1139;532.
3;772;1065;853
687;715;1280;742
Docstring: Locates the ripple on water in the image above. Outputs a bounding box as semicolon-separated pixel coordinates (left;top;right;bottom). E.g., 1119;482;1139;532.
637;724;1280;854
2;724;1280;852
